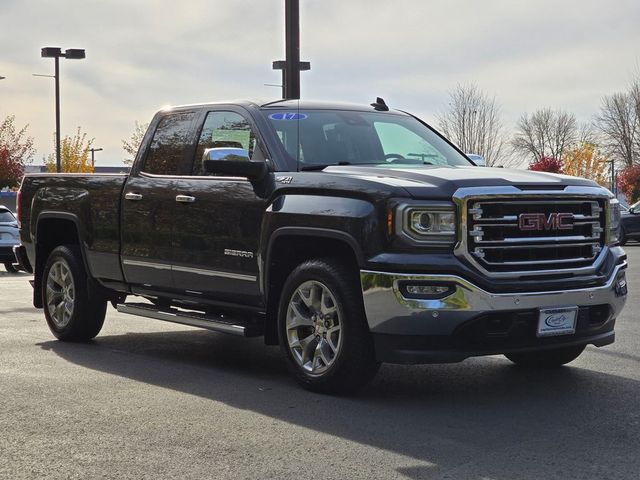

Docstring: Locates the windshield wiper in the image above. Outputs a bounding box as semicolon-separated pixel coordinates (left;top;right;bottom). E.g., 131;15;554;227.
300;161;353;171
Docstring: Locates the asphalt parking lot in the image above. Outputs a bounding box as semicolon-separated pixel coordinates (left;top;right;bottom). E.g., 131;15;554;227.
1;247;639;480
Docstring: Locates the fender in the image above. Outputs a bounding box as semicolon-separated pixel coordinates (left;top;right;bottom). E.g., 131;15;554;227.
260;194;380;299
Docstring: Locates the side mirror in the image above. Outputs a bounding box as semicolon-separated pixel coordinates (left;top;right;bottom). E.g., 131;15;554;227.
202;147;268;181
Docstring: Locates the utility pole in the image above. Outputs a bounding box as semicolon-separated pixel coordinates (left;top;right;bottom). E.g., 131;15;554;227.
89;148;103;168
272;0;310;99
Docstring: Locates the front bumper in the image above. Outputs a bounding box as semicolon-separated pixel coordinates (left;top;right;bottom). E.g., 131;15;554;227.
360;262;628;364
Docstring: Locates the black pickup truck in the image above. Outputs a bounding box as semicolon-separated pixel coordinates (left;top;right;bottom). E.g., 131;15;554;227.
14;99;628;393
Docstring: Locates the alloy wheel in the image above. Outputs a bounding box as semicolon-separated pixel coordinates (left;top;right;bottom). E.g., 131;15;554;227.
286;280;343;375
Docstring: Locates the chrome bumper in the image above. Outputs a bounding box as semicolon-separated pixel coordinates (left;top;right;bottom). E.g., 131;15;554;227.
360;262;628;335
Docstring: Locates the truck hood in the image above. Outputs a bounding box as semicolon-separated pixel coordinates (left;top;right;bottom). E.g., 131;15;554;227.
321;165;599;199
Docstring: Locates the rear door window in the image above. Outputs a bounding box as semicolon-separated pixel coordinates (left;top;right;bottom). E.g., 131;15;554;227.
142;111;196;175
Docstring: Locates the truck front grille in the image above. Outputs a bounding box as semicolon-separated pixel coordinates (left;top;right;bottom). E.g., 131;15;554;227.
466;198;606;273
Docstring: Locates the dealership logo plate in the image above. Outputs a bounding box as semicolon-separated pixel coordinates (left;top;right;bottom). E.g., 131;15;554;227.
537;306;578;337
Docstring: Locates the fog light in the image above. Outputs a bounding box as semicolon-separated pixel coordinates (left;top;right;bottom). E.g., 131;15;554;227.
401;283;454;299
615;277;627;297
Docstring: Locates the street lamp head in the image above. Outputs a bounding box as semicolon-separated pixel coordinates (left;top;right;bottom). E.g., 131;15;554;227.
41;47;62;58
64;49;86;60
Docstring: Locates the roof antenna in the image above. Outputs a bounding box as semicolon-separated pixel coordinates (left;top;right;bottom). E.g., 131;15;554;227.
371;97;389;111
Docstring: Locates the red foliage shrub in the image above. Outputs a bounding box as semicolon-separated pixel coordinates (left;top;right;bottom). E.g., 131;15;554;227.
528;156;564;174
617;165;640;203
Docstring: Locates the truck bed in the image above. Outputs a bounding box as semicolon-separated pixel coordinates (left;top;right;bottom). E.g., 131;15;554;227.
19;173;128;283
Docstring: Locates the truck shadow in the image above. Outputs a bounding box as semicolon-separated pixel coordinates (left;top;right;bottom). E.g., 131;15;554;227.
39;329;640;480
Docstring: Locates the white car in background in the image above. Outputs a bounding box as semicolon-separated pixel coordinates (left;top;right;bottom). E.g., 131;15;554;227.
0;205;20;272
466;154;486;166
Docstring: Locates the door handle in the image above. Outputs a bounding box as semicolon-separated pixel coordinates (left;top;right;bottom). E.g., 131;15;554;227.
176;194;196;203
125;192;143;201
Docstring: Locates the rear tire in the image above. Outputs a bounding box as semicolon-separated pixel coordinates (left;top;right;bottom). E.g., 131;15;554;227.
42;245;107;341
505;345;586;368
4;261;18;273
278;258;380;394
619;228;627;246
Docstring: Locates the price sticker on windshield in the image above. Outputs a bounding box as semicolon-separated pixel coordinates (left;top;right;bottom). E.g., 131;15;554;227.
537;306;578;337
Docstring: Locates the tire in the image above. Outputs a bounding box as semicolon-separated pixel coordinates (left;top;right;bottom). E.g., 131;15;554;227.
619;228;627;246
4;261;18;273
278;258;380;394
505;345;586;368
42;245;107;341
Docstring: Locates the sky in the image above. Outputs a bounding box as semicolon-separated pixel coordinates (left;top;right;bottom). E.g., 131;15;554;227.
1;0;639;166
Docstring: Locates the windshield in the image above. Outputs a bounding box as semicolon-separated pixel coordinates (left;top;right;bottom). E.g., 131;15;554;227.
262;109;471;170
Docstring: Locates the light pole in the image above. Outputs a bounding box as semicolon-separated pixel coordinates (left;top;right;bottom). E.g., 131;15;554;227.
609;158;616;195
40;47;86;173
89;148;103;168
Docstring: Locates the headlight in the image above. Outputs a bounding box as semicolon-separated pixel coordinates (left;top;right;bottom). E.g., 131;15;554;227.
397;203;457;245
608;199;621;245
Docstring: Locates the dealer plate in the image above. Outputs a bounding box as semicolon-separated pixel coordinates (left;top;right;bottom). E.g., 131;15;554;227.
537;306;578;337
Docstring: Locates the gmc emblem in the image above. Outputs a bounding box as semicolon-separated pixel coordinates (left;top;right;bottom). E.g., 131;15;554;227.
518;212;574;231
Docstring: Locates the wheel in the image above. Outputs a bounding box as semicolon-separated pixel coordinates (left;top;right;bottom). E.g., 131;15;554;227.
505;345;586;368
619;228;627;246
278;258;380;394
4;261;18;273
42;245;107;341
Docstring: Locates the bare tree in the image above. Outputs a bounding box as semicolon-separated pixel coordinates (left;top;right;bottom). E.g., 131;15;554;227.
436;84;506;166
511;108;580;161
595;91;639;167
122;121;149;165
631;76;640;158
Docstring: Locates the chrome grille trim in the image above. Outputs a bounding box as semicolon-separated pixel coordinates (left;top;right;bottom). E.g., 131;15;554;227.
452;186;612;279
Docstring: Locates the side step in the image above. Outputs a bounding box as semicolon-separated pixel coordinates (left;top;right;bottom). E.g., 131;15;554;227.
116;302;262;337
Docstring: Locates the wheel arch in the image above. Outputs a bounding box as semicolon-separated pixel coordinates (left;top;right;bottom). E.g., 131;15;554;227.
263;227;364;345
33;212;89;308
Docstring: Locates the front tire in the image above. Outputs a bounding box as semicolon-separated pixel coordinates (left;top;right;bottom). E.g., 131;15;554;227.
619;228;627;246
42;245;107;341
505;345;586;368
278;258;380;394
4;261;18;273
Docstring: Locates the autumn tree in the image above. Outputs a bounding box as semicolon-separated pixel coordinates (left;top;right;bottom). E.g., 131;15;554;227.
122;121;149;165
528;156;563;174
0;115;35;188
46;127;95;173
436;84;506;166
563;143;608;186
0;148;24;189
512;108;590;162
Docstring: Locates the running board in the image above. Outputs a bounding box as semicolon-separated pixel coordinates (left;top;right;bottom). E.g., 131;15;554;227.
116;302;261;337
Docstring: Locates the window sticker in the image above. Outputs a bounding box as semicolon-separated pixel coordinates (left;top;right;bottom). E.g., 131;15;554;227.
269;112;308;121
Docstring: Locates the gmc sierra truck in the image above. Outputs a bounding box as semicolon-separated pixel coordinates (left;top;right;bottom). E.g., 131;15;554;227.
14;99;628;393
